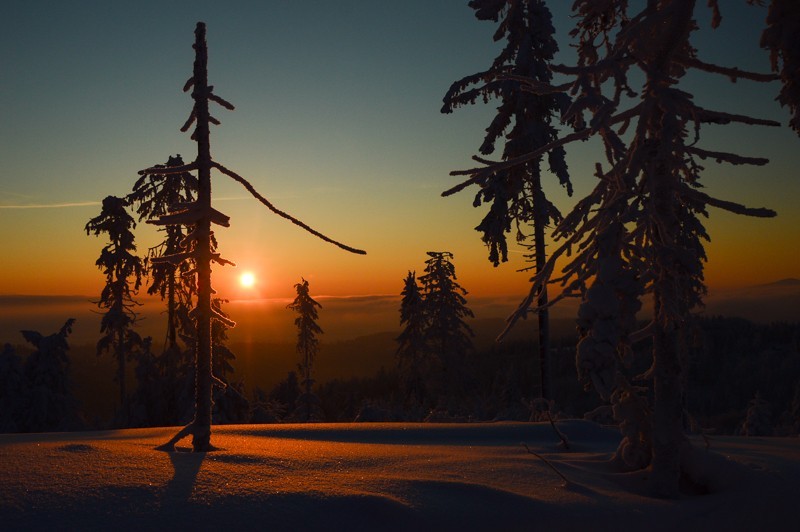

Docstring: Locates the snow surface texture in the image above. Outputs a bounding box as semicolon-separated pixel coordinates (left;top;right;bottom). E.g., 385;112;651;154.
1;421;797;531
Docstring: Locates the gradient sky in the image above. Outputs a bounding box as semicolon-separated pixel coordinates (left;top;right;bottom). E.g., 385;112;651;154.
1;0;798;307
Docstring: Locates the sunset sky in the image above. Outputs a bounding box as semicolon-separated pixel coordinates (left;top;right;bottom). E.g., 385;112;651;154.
1;1;798;309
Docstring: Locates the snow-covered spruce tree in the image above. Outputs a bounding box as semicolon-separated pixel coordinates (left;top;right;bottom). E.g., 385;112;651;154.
418;252;474;403
453;1;781;497
741;392;773;437
760;0;800;134
128;154;197;353
21;319;82;432
148;23;364;451
210;298;250;424
85;195;145;408
128;155;198;426
125;337;165;427
442;0;572;401
287;279;323;422
396;271;429;406
0;344;26;432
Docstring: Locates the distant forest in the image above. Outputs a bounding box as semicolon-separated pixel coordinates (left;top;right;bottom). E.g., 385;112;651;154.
2;315;798;437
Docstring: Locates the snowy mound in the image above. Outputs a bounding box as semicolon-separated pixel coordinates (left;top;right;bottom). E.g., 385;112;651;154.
1;421;796;530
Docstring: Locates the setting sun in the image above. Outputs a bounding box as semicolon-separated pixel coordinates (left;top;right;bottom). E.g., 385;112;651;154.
240;272;256;289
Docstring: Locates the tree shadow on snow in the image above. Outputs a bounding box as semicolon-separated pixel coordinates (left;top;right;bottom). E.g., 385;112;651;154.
161;449;206;504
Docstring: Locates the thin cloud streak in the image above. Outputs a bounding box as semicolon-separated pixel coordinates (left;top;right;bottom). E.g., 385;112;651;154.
0;201;101;209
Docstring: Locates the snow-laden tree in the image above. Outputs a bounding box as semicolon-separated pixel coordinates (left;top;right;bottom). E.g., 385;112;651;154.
0;344;26;433
128;155;199;426
85;195;145;407
418;252;474;401
209;298;249;424
396;271;428;405
442;0;572;400
147;23;364;451
760;0;800;133
21;319;82;432
124;337;166;427
128;154;197;355
741;392;773;437
451;1;782;497
287;279;324;422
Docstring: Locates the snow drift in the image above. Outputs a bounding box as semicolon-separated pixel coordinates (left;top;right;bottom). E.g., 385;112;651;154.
1;421;796;530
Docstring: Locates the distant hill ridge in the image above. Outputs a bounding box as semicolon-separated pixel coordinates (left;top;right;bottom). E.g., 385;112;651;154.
761;278;800;287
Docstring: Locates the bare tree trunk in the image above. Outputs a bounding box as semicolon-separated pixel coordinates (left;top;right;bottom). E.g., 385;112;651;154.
645;0;696;497
166;270;177;352
650;306;684;497
191;22;214;452
304;348;311;422
532;175;550;401
117;326;126;406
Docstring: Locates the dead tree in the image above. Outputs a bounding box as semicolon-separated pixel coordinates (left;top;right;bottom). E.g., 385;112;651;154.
151;22;365;452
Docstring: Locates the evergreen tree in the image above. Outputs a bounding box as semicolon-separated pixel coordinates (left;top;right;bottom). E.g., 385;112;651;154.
21;319;82;432
128;154;197;352
742;392;773;437
128;155;198;427
268;371;301;419
396;271;428;405
457;2;782;496
442;0;572;400
418;252;474;401
147;23;364;452
85;195;145;407
760;0;800;133
287;278;323;422
0;344;26;433
210;298;250;424
124;337;166;427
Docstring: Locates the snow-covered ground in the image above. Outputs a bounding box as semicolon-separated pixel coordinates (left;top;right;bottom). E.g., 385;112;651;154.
1;421;797;531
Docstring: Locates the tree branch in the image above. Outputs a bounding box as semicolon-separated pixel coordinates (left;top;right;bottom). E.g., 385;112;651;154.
683;57;779;83
212;161;367;255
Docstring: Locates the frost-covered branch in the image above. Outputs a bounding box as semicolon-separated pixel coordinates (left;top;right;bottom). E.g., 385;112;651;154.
685;146;769;166
683;57;778;82
695;107;781;127
147;202;230;227
443;105;641;198
212;161;367;255
686;189;777;217
138;162;198;176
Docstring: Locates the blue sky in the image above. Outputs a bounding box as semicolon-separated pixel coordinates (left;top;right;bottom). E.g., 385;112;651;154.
1;1;797;303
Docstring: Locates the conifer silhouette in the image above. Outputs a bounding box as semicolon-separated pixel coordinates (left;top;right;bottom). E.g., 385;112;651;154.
149;23;364;451
396;271;428;406
85;195;145;407
0;344;26;432
451;2;781;496
128;155;197;354
287;279;323;422
442;0;571;400
21;319;82;432
418;252;474;402
760;0;800;133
